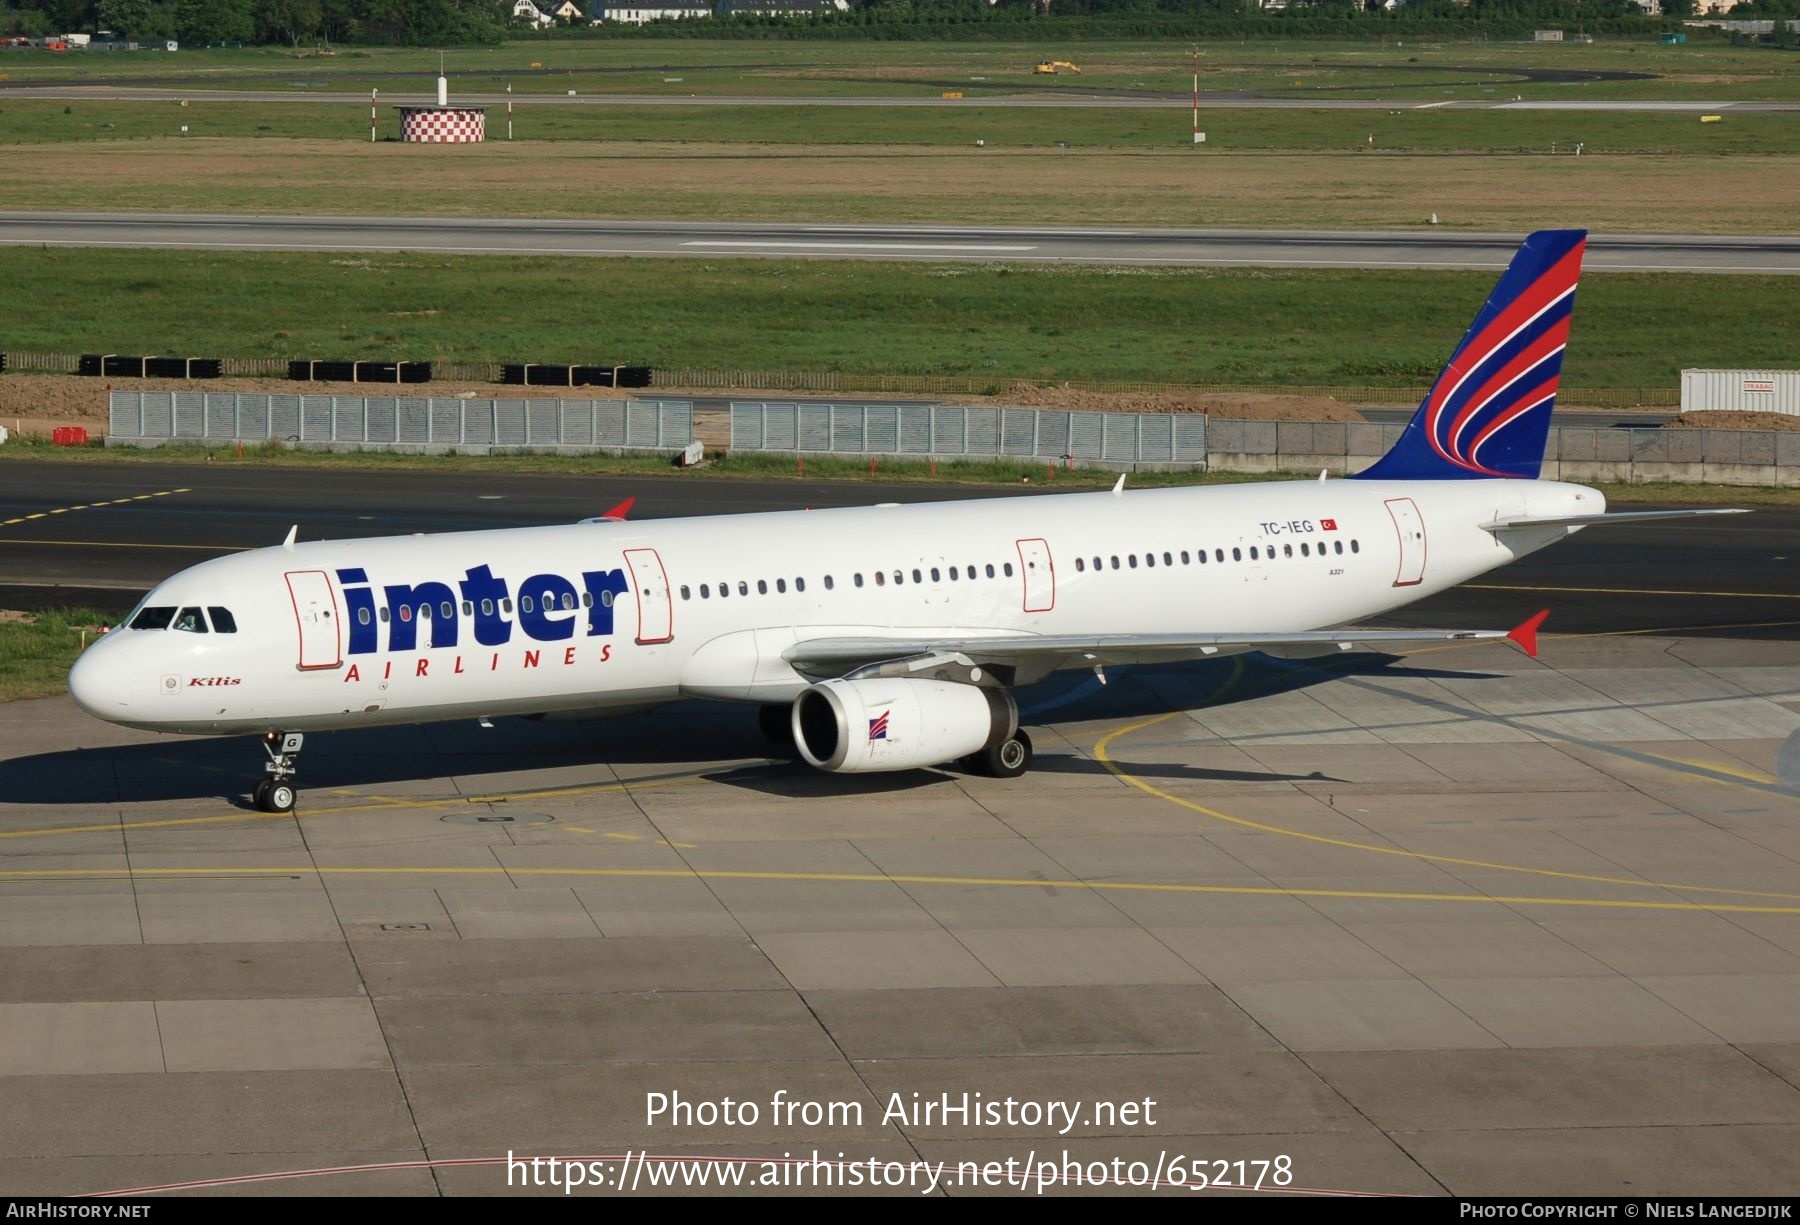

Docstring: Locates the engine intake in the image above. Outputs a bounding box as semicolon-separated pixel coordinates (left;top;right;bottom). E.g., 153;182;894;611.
791;679;1017;774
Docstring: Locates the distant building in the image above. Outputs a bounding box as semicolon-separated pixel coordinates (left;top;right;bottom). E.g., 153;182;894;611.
547;0;586;19
595;1;711;21
513;0;556;26
718;0;849;14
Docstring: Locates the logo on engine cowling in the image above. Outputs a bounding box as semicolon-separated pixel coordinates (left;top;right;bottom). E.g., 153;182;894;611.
868;710;890;741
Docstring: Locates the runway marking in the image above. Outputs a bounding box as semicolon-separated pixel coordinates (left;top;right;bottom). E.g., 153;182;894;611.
0;539;246;551
2;864;1798;915
0;773;714;841
1091;648;1800;906
0;487;192;529
1470;582;1800;601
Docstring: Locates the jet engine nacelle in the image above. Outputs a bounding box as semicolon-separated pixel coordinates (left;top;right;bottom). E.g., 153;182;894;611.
791;678;1017;774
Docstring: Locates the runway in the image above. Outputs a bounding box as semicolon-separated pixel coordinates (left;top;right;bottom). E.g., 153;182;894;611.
1;461;1797;1192
3;212;1796;273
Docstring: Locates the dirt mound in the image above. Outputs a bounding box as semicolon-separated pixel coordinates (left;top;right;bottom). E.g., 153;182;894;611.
1668;410;1800;432
978;382;1365;422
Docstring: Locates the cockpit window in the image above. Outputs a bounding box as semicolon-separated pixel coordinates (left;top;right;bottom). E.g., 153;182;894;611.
173;607;208;633
130;606;177;630
207;607;237;634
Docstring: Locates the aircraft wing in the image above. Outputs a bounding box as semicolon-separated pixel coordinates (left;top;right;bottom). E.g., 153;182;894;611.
784;617;1542;682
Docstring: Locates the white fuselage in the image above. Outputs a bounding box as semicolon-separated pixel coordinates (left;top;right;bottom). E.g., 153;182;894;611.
68;477;1601;736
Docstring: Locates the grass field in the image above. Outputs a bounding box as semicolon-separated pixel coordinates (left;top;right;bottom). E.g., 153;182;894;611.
3;97;1791;155
1;137;1794;233
2;248;1791;387
0;609;108;702
1;39;1796;101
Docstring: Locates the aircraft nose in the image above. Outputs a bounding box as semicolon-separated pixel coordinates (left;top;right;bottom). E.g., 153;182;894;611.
67;638;129;720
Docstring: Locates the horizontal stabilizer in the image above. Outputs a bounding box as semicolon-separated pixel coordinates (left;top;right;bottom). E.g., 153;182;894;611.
1480;508;1750;532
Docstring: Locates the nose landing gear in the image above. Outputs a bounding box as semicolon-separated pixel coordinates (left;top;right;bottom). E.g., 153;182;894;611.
253;731;304;813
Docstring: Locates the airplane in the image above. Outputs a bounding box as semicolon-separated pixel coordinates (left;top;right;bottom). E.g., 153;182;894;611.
67;229;1745;813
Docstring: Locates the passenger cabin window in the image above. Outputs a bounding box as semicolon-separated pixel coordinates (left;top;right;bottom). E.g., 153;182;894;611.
173;607;207;633
700;584;710;598
777;578;787;593
823;576;833;590
1075;557;1086;573
357;608;372;626
680;586;691;601
796;578;806;592
1351;540;1361;553
130;607;177;631
208;607;238;633
1004;563;1014;577
758;580;768;595
739;581;749;596
1232;548;1242;562
985;564;995;578
854;574;864;588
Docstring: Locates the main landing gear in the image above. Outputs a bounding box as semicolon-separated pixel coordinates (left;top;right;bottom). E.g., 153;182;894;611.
963;729;1033;780
253;731;304;813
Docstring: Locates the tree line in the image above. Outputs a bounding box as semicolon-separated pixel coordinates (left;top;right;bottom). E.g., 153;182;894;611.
4;0;1783;47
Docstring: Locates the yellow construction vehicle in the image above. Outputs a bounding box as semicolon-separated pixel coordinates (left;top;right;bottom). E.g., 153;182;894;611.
1034;61;1081;75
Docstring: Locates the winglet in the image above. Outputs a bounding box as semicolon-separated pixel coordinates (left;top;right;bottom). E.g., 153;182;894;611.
600;497;635;522
1112;475;1126;497
1507;608;1551;659
282;525;297;550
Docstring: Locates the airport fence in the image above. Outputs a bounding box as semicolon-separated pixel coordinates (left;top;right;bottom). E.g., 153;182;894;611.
106;391;693;454
1205;419;1800;487
728;401;1208;468
101;391;1800;485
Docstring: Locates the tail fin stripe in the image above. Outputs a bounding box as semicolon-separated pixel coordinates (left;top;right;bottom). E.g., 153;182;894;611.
1470;386;1558;469
1446;318;1572;456
1444;246;1584;389
1423;285;1579;469
1425;268;1579;453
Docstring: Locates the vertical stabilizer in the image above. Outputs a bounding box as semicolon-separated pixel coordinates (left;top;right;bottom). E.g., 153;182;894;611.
1353;229;1587;481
